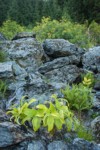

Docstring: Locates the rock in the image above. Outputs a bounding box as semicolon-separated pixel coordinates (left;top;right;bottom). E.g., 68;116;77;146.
95;91;100;100
1;38;82;108
0;109;9;121
27;141;46;150
83;46;100;73
22;72;50;103
13;141;28;150
12;32;36;40
94;74;100;90
0;33;6;41
0;62;13;78
43;39;85;58
44;65;81;87
0;99;6;110
5;71;49;108
93;96;100;110
91;116;100;143
4;38;44;72
38;56;80;74
0;122;33;148
48;141;68;150
0;141;29;150
73;138;100;150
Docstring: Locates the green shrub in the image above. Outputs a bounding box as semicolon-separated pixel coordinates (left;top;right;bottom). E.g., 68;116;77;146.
33;17;96;48
61;84;93;118
0;20;25;40
7;95;79;132
89;21;100;46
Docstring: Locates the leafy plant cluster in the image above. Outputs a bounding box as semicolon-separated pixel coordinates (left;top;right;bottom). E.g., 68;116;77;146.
60;73;94;141
61;72;94;120
33;17;100;48
61;83;93;119
0;20;25;40
7;95;79;132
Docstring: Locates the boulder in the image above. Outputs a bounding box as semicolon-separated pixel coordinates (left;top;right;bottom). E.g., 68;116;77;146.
48;141;68;150
94;73;100;90
27;141;46;150
73;138;100;150
38;55;80;74
93;96;100;110
43;39;85;58
4;38;44;72
12;32;36;40
91;116;100;143
83;46;100;73
0;109;9;121
0;122;33;148
43;65;81;88
0;62;13;78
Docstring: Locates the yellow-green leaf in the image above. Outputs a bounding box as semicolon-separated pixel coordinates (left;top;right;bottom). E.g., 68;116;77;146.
32;117;41;131
47;115;54;132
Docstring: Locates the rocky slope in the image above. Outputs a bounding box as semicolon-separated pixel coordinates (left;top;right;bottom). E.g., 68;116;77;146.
0;32;100;150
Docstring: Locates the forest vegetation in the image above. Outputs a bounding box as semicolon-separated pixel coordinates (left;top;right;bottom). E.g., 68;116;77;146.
0;0;100;48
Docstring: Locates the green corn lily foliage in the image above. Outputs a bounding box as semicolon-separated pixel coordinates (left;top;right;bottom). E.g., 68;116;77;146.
7;94;79;133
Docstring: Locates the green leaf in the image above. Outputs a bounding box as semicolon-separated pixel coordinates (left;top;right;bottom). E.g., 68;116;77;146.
49;102;56;113
21;116;31;124
23;108;36;117
36;104;48;117
32;117;41;131
28;98;36;105
47;115;54;132
55;119;63;130
36;104;47;111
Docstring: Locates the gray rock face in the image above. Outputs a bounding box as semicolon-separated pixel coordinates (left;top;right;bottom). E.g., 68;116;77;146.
73;138;100;150
93;92;100;110
4;38;44;72
44;65;80;87
38;56;80;74
2;139;100;150
91;116;100;143
48;141;68;150
27;141;46;150
0;109;9;121
0;62;13;78
12;32;36;40
0;122;33;148
83;46;100;73
43;39;84;58
94;73;100;90
1;38;82;108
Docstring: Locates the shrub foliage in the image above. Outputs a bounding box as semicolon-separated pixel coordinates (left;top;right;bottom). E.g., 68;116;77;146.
0;20;24;40
33;17;100;48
